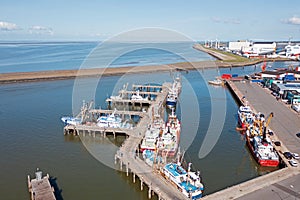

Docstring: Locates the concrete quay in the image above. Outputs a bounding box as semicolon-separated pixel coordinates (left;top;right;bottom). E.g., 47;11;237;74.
202;80;300;200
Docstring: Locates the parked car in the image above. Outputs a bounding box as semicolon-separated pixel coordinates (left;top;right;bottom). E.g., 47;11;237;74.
292;153;299;160
283;152;293;159
296;133;300;138
289;160;298;167
274;141;281;146
292;104;300;113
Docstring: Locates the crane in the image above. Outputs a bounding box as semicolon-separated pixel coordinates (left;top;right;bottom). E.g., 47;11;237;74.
262;112;274;140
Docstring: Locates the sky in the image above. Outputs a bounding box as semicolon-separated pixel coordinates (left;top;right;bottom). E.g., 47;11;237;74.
0;0;299;41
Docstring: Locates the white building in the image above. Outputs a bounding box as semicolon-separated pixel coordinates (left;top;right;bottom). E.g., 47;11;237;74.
242;42;276;57
285;44;300;57
228;41;251;52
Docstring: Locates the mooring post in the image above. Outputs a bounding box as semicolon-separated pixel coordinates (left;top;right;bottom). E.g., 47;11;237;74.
148;183;152;199
133;173;136;183
140;177;143;190
120;160;123;170
126;162;129;176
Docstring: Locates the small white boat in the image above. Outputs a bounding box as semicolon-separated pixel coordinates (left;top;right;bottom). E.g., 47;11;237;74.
208;79;224;86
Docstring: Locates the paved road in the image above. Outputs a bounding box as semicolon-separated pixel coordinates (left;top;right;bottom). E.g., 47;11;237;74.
236;172;300;200
234;81;300;154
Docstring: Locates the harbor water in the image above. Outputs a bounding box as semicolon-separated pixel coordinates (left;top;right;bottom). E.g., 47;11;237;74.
0;41;299;199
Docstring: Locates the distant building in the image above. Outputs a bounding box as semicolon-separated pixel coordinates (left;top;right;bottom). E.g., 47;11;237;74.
242;42;276;57
228;40;251;52
285;44;300;57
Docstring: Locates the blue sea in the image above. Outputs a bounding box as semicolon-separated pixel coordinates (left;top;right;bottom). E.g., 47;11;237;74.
0;41;214;73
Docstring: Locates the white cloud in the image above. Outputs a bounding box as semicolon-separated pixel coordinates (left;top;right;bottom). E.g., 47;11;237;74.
0;21;19;31
29;25;53;35
286;16;300;25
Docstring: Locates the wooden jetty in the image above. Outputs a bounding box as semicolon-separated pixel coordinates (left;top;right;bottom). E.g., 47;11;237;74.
89;108;146;117
132;84;163;90
119;90;161;96
64;82;188;199
106;98;152;106
27;170;56;200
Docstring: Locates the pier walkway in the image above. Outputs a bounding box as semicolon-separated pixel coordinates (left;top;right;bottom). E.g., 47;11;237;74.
27;171;56;200
203;81;300;200
65;82;188;200
115;82;187;200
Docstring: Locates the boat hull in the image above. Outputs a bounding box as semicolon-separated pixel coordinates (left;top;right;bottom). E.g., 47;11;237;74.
166;100;177;106
246;135;279;167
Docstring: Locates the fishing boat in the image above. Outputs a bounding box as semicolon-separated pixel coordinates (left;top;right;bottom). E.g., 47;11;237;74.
61;116;82;126
166;93;178;107
166;75;181;107
208;79;224;86
142;149;163;166
237;103;253;129
246;129;279;167
131;90;148;101
158;109;180;156
140;126;161;152
97;111;122;128
162;162;204;199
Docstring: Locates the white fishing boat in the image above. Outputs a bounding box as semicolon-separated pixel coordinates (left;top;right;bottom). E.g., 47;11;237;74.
158;109;180;156
61;116;82;126
162;162;204;199
140;126;161;152
131;90;148;101
97;110;122;128
237;102;254;128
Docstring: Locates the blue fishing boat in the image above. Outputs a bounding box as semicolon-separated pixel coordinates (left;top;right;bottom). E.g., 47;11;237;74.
162;163;204;199
166;93;177;107
166;74;181;107
142;149;163;166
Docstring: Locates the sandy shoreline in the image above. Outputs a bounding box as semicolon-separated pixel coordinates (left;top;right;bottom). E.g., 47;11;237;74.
0;58;292;84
